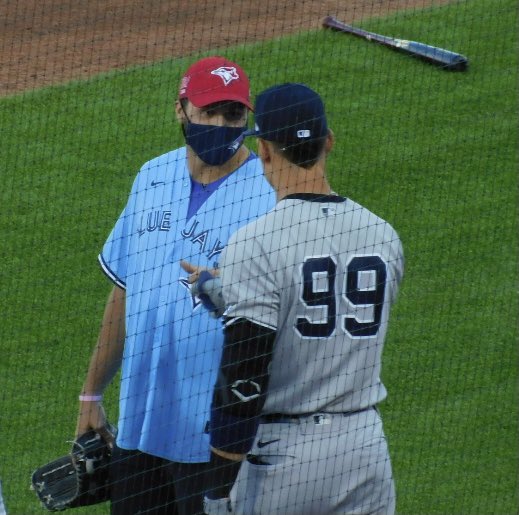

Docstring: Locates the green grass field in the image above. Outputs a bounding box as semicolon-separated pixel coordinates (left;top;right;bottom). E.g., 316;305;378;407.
0;0;517;513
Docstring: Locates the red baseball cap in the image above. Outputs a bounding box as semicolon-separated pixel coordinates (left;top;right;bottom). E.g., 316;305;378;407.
178;56;252;110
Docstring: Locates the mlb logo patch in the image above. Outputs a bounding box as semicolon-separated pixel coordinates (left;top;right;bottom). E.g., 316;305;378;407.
211;66;239;86
321;207;336;216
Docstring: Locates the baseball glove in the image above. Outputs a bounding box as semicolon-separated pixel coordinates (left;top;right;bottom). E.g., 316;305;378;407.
31;425;116;511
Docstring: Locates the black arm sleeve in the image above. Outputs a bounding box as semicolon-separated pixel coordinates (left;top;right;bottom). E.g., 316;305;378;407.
210;318;276;454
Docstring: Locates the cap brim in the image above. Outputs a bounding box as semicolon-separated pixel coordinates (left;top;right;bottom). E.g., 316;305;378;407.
188;92;253;110
227;127;258;151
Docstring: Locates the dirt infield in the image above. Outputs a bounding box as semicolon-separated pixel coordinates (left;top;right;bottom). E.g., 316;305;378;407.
1;0;445;96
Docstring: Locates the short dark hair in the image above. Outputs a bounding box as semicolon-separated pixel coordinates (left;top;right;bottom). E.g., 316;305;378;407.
270;135;327;169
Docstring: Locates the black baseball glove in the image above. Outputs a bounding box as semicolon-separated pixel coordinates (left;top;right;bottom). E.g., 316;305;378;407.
31;425;116;511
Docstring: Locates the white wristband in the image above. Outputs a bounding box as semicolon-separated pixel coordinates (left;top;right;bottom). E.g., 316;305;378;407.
79;394;103;402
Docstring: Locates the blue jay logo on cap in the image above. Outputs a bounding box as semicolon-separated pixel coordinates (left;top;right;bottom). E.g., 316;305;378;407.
211;66;239;86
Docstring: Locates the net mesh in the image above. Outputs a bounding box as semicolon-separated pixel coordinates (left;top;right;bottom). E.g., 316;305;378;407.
0;0;517;513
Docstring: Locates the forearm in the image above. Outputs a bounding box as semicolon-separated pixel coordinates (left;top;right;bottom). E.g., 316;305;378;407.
207;319;276;500
81;285;125;395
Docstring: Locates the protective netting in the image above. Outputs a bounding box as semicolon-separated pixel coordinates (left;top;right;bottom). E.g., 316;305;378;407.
0;1;517;514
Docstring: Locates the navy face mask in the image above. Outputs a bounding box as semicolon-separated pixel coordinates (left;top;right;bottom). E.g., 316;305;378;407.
183;122;247;166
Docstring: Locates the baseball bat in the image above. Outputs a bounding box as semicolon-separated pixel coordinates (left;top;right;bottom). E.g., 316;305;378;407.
322;15;468;71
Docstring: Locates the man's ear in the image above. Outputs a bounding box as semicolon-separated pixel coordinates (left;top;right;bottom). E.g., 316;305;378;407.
325;129;335;155
174;100;185;123
257;139;272;164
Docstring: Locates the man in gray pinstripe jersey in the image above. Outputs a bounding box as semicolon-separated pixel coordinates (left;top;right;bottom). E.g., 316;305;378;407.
198;83;404;515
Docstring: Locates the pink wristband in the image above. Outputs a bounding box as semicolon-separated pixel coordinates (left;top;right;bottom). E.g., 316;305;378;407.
79;394;103;402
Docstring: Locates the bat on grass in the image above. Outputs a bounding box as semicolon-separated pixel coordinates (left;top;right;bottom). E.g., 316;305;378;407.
322;15;468;71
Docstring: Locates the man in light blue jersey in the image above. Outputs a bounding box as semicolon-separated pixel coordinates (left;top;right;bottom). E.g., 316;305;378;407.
75;56;275;515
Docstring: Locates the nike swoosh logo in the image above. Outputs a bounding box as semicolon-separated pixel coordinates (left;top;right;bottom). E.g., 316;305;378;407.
257;439;280;448
150;180;165;187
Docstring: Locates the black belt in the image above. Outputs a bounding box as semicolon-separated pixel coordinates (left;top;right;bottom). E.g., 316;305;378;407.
261;406;375;424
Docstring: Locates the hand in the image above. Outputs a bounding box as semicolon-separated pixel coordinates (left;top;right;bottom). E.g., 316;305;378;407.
75;401;115;447
203;496;233;514
181;261;225;318
180;260;219;284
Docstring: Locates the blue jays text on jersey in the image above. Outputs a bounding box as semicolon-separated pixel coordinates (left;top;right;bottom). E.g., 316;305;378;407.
138;212;226;266
99;146;275;463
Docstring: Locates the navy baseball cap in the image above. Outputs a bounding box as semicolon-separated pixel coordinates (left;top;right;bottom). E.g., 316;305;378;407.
247;83;328;146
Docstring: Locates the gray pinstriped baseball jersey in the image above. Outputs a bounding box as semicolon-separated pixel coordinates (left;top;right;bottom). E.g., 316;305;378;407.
220;194;404;415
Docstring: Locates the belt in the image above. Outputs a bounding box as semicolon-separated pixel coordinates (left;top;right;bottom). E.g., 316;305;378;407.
261;406;375;424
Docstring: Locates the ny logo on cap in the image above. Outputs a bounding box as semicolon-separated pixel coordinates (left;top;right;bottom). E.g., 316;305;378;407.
211;66;239;86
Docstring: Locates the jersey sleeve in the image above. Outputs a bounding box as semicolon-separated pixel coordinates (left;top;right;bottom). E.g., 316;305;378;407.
98;209;129;289
386;229;405;303
98;175;140;289
220;224;279;331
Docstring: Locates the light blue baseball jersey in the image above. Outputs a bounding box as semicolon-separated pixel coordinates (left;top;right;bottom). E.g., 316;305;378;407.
99;146;275;462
